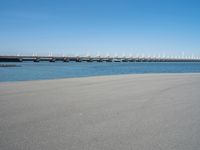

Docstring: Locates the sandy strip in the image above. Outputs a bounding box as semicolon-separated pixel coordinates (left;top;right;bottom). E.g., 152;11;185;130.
0;73;200;150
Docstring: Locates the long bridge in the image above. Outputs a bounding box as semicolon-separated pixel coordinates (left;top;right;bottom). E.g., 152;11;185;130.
0;55;200;62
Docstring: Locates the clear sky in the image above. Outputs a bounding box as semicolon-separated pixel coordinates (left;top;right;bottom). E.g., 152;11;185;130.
0;0;200;56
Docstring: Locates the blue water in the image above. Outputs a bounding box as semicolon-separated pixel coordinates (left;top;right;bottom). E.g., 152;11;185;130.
0;62;200;82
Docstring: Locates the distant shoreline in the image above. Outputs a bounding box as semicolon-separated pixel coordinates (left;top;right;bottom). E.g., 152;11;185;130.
0;64;20;67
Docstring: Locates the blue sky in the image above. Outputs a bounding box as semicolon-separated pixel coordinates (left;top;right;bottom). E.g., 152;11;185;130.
0;0;200;56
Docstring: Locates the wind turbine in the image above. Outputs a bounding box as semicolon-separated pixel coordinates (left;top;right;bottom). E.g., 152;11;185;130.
181;52;185;59
114;53;118;58
106;52;110;58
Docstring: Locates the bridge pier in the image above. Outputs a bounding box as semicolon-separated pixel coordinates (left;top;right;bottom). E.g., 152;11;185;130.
76;58;82;62
122;59;128;62
34;58;40;62
97;59;103;62
18;58;23;62
87;59;93;62
63;58;69;62
49;58;56;62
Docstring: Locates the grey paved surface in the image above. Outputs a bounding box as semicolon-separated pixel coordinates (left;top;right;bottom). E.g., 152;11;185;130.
0;74;200;150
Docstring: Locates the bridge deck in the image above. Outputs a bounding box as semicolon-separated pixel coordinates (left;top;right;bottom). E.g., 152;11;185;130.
0;56;200;62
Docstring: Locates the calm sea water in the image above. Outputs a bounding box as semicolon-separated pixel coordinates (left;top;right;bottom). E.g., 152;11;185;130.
0;62;200;82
